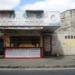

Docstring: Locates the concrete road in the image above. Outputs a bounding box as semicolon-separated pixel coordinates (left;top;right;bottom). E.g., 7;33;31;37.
0;68;75;75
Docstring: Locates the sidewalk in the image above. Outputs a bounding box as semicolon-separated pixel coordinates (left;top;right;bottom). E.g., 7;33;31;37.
0;56;75;68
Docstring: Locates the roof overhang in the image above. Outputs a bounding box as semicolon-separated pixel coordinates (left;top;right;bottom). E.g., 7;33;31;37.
26;10;44;13
0;10;14;14
0;26;60;32
0;26;44;30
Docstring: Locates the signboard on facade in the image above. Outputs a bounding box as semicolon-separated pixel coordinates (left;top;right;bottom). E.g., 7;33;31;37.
5;48;41;58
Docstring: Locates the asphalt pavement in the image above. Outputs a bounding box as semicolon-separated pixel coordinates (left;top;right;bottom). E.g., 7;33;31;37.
0;68;75;75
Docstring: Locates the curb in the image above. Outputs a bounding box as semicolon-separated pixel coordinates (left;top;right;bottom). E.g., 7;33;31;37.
0;65;75;68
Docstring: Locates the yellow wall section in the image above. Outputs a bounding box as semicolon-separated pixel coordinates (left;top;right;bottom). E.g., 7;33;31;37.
64;39;75;47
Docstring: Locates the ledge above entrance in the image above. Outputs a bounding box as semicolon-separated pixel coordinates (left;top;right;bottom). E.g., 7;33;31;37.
0;26;60;32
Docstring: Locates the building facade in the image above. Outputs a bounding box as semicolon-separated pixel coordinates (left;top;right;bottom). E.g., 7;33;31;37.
0;9;74;58
52;9;75;56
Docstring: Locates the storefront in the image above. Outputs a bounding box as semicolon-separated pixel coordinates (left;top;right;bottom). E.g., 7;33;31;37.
0;28;52;58
5;36;43;58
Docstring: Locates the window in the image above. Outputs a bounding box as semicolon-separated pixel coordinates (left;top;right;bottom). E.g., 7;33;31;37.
0;11;15;18
74;36;75;39
26;11;43;18
9;13;15;18
65;36;67;39
65;35;75;39
68;35;70;39
71;35;73;39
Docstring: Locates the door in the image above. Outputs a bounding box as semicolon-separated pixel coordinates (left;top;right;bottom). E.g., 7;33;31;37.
43;35;52;57
0;38;4;55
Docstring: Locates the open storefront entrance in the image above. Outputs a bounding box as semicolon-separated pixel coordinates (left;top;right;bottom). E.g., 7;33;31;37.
3;29;43;58
5;36;43;58
0;29;53;58
10;36;40;48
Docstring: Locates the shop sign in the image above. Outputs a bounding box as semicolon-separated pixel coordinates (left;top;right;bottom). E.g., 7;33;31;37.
5;48;41;58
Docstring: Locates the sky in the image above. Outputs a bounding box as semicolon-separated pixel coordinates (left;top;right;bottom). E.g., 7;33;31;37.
0;0;75;12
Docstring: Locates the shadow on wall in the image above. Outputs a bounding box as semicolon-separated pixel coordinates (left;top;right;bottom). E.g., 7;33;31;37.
52;32;64;58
